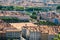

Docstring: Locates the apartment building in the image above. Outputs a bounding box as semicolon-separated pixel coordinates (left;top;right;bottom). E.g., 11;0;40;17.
9;22;60;40
0;20;21;40
21;25;60;40
0;20;60;40
6;30;21;40
29;32;41;40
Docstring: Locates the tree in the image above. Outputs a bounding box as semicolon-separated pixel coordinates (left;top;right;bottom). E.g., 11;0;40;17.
30;12;37;19
53;33;60;40
0;5;2;10
57;6;60;9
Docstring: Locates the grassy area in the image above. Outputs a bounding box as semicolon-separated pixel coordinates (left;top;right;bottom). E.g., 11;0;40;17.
14;6;24;11
25;11;32;16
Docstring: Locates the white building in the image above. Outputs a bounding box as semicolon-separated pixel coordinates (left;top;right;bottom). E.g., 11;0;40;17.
29;32;41;40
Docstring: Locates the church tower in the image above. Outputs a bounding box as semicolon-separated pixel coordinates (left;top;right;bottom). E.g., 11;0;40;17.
37;11;40;22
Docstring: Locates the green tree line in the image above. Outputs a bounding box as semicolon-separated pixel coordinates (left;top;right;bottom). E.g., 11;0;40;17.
0;5;52;11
